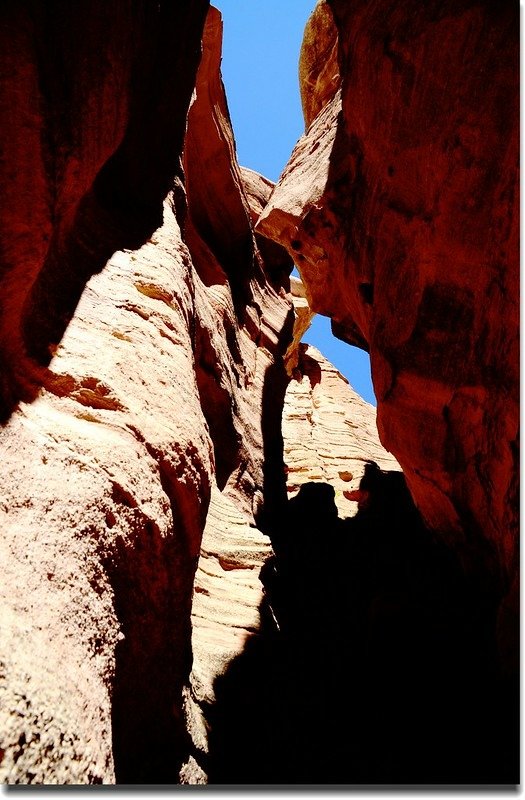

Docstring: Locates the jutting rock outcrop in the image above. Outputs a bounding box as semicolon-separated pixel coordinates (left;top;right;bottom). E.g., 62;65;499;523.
258;0;519;603
282;344;399;515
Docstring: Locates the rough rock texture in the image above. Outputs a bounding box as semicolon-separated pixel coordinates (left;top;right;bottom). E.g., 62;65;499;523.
258;0;519;601
182;8;294;524
183;336;518;785
0;0;209;409
181;343;401;783
240;168;312;374
284;277;314;374
283;344;399;517
0;193;214;787
299;0;340;130
0;4;294;784
0;0;207;783
239;165;295;305
180;486;273;784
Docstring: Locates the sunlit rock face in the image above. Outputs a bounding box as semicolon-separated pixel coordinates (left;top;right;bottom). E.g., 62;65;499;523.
0;0;206;783
258;0;519;597
283;344;399;516
0;3;294;784
299;0;340;129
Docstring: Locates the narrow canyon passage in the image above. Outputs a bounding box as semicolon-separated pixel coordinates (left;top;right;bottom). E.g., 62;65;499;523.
0;0;518;787
206;472;514;784
185;0;518;784
184;346;518;785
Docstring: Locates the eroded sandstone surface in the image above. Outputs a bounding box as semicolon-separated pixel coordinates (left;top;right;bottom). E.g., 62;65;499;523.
0;4;294;783
259;0;519;600
0;0;519;786
181;343;400;782
283;344;399;516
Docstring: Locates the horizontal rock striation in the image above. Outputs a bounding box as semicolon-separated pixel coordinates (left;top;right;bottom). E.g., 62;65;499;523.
283;343;399;515
0;0;207;782
0;210;214;782
186;341;517;784
182;343;403;783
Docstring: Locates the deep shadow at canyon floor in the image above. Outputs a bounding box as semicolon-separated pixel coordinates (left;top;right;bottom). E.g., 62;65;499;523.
205;467;519;785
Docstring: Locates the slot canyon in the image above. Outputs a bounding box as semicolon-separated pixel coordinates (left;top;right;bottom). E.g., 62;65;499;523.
0;0;518;786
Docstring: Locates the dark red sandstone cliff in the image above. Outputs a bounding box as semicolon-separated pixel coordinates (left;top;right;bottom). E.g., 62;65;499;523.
259;0;519;601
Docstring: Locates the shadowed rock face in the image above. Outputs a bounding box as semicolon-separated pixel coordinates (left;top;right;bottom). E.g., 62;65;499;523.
182;343;405;783
0;0;210;408
183;343;518;786
258;0;519;599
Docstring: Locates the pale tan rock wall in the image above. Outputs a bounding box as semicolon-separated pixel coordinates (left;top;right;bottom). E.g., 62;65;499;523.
0;5;294;784
283;344;399;518
0;199;213;783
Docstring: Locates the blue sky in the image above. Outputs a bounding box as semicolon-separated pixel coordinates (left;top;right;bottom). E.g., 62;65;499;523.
213;0;376;406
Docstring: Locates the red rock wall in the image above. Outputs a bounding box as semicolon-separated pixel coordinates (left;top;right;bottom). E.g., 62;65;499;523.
0;0;209;407
259;0;519;596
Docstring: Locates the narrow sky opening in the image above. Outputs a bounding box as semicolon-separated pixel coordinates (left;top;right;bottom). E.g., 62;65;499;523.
214;0;377;406
214;0;312;182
